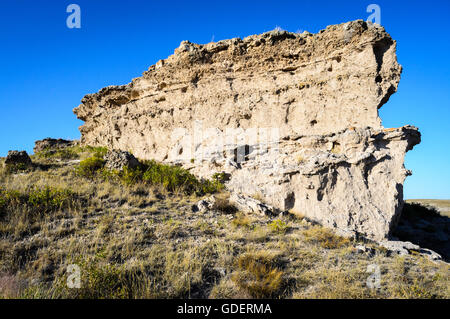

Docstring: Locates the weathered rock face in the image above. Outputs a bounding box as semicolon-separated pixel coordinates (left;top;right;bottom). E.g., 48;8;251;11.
34;138;77;154
104;150;140;171
73;20;420;241
5;151;32;167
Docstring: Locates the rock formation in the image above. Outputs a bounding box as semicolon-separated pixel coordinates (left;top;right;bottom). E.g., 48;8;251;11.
34;138;77;154
4;151;32;167
104;150;140;171
73;20;420;241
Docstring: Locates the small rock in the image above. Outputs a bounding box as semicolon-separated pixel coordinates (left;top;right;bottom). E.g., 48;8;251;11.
419;248;442;261
104;150;140;171
229;193;278;216
355;245;367;253
355;245;376;257
379;240;420;256
192;196;216;213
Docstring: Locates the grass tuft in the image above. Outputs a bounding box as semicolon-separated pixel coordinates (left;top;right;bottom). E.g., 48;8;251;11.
303;225;350;249
232;251;284;298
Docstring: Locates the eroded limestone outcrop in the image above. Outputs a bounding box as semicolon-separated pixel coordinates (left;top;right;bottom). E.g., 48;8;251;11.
74;20;420;241
33;138;77;154
4;151;32;167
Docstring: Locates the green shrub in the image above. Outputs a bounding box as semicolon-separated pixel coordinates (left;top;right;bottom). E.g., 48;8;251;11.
84;146;108;158
0;186;74;216
75;263;129;299
75;157;105;178
268;219;288;234
121;166;145;186
42;261;131;299
27;187;74;213
0;186;76;237
75;152;223;195
113;160;224;195
142;160;198;192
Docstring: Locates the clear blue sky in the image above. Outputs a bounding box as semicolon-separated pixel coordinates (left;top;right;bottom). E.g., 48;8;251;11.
0;0;449;199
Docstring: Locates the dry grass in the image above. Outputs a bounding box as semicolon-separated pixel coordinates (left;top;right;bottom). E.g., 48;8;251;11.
0;147;448;299
212;193;237;214
231;213;253;229
232;251;284;298
303;225;350;249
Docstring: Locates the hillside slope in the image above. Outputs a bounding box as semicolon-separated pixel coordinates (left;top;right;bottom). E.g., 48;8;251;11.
0;146;448;299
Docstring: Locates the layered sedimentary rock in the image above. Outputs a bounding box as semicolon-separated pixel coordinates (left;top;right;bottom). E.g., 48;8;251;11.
74;20;420;240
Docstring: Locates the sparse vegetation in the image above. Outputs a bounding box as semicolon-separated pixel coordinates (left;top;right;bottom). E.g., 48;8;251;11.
212;193;237;214
0;145;448;299
75;156;106;178
75;155;224;195
0;186;78;237
231;213;253;229
303;225;350;249
34;145;107;162
232;251;284;298
4;163;31;174
35;148;80;160
268;219;288;234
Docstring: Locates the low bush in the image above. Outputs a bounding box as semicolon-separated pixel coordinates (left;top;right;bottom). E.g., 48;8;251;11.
106;160;223;195
84;146;108;159
74;149;223;195
140;160;223;194
268;219;288;234
22;261;132;299
69;262;130;299
0;186;77;236
27;187;74;214
75;157;105;178
0;186;75;214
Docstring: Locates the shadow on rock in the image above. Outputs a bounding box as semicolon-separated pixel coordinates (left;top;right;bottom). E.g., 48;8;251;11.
394;203;450;262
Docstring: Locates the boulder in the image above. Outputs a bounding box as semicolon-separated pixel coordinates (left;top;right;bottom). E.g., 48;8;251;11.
192;196;216;213
229;193;278;216
34;138;77;154
4;151;32;167
73;20;420;241
104;150;140;171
